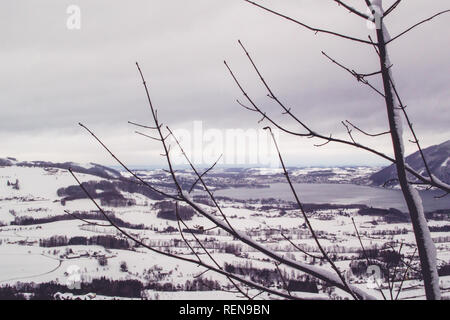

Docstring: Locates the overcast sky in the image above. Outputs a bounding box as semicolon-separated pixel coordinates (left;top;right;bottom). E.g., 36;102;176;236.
1;0;449;168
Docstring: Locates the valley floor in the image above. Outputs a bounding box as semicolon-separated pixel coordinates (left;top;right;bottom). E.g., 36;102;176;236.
0;165;449;300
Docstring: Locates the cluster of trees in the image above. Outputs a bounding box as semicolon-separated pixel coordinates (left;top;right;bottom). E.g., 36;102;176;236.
224;263;318;293
12;211;146;230
438;265;450;277
286;280;319;294
192;195;215;207
155;201;196;221
0;286;25;300
224;243;242;255
429;225;450;233
350;247;417;283
0;278;144;299
358;207;408;223
425;210;450;221
432;235;450;244
357;248;402;263
145;278;222;292
57;180;136;207
58;179;166;207
370;228;409;236
77;277;142;298
58;180;117;200
39;235;134;250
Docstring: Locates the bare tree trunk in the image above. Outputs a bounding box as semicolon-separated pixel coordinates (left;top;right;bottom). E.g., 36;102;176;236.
375;22;441;300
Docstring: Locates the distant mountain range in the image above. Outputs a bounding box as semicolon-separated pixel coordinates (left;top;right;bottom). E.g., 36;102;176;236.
2;144;448;190
0;157;121;180
370;140;450;186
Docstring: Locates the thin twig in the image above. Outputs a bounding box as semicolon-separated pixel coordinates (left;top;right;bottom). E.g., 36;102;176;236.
78;123;180;201
265;126;359;300
188;154;223;193
345;120;390;137
166;126;238;235
321;51;385;97
175;203;202;263
177;209;252;300
384;0;402;18
281;233;323;260
333;0;370;20
388;77;434;181
274;262;291;296
351;217;388;300
244;0;374;45
387;10;450;44
395;248;418;300
136;62;183;196
128;121;162;130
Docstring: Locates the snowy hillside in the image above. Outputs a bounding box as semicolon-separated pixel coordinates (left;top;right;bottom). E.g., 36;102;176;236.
371;140;450;187
0;160;449;300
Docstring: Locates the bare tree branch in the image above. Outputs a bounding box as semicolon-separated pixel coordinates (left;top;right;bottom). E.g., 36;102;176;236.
226;42;450;194
176;205;252;300
175;203;202;264
78;122;181;201
225;60;312;138
321;51;385;97
383;0;402;18
188;154;223;193
79;86;376;299
68;168;302;300
395;248;417;300
345;120;390;137
128;121;162;130
387;10;450;44
136;62;183;196
166;126;238;234
388;77;434;181
333;0;370;20
351;217;387;300
274;262;291;296
73;1;449;302
281;233;323;260
265;126;359;300
341;121;357;144
243;0;374;45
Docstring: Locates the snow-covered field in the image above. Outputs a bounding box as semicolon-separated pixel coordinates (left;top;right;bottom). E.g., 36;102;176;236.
0;163;448;300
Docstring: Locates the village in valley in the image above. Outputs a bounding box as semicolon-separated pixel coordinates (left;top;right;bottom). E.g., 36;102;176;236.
0;158;449;300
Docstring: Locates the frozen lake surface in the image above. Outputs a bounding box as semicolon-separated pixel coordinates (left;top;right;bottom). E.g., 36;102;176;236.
215;183;450;212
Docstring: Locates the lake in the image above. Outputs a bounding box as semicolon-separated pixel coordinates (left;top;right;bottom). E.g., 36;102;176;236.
215;183;450;212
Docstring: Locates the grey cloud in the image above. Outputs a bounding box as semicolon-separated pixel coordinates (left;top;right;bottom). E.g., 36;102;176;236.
0;0;449;166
